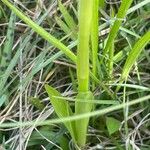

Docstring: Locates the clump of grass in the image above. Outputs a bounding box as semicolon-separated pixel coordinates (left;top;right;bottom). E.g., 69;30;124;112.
1;0;150;149
0;10;16;106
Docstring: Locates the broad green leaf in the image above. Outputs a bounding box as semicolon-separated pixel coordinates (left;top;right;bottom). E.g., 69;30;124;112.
106;117;121;135
75;91;94;146
59;136;69;150
28;126;65;148
45;84;76;142
121;31;150;81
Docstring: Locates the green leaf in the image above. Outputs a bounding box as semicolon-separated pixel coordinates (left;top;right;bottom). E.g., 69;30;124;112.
55;16;76;40
45;84;76;142
106;117;121;135
116;31;150;92
103;0;134;56
75;91;94;146
121;31;150;81
0;11;16;75
58;0;77;33
55;16;71;34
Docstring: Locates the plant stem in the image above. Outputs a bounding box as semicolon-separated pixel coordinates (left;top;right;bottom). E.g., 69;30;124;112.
91;0;99;90
77;0;93;92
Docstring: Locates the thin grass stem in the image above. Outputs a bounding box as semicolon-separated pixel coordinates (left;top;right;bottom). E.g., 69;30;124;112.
77;0;93;92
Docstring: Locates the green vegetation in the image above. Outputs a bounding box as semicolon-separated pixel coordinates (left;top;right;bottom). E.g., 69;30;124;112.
0;0;150;149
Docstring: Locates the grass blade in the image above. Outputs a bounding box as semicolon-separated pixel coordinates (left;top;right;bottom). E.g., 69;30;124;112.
0;95;149;128
116;31;150;91
0;11;15;75
121;31;150;81
0;11;16;103
58;0;77;38
103;0;133;60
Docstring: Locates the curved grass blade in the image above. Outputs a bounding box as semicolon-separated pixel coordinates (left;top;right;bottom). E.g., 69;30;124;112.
121;31;150;81
103;0;133;60
0;95;149;128
116;31;150;91
58;0;77;39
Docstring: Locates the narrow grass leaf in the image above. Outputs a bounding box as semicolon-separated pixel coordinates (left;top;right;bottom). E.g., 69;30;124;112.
55;16;76;40
0;95;149;128
55;16;71;35
113;46;129;63
0;11;16;102
58;0;77;35
103;0;133;58
0;11;15;75
127;0;150;15
108;84;150;91
121;31;150;81
120;27;141;38
55;96;119;105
